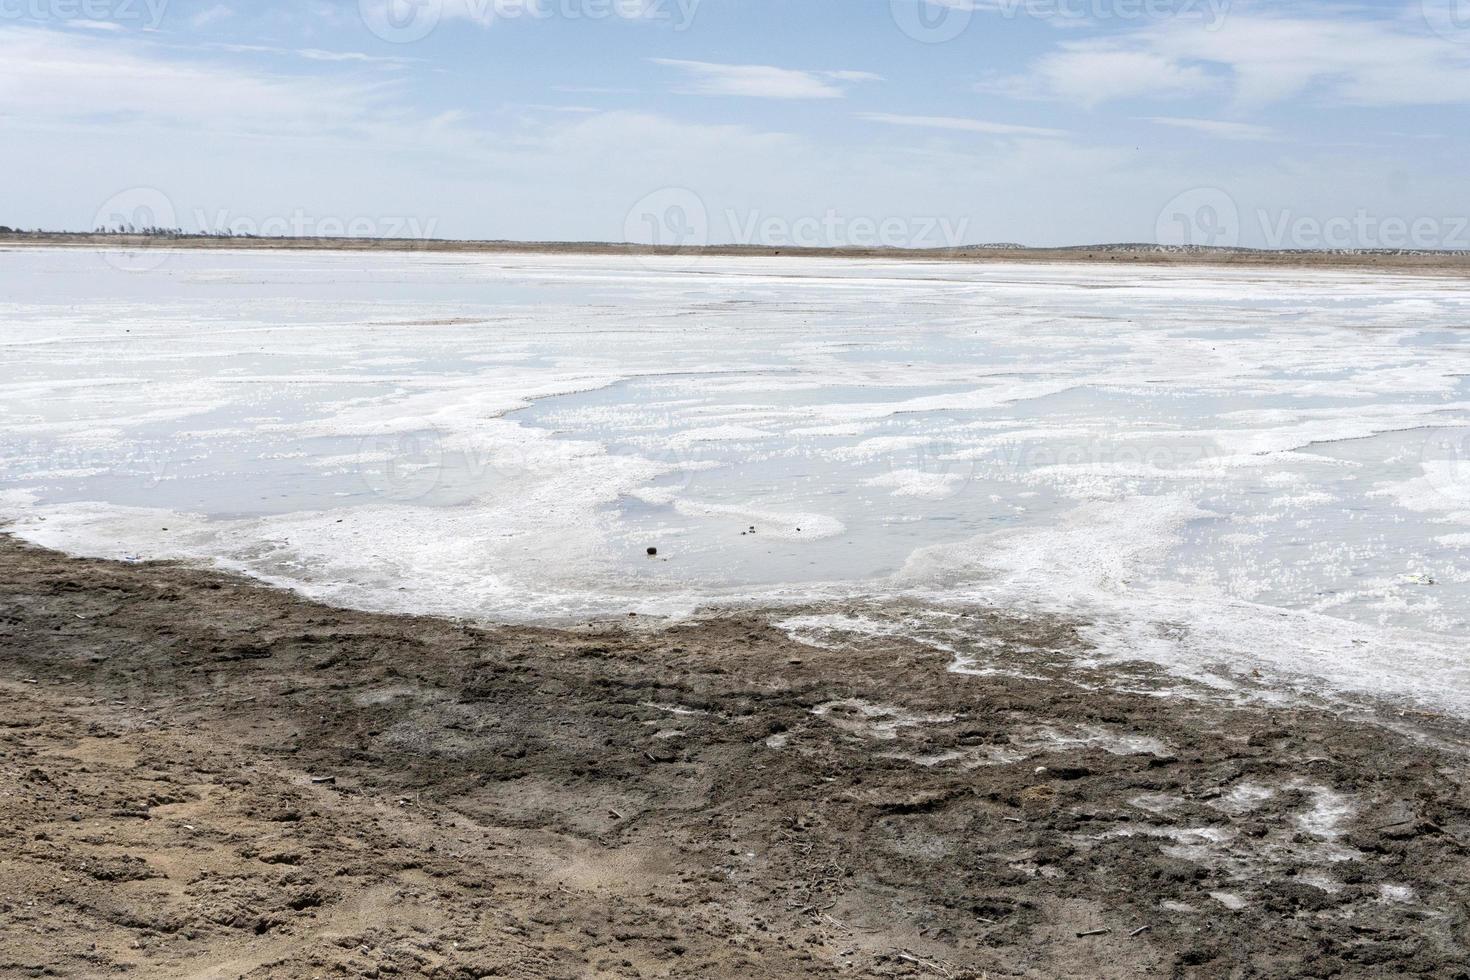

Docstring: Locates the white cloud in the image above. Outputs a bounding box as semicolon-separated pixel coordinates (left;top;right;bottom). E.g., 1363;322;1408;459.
521;104;601;113
0;28;394;135
426;0;683;27
68;19;125;32
296;47;403;64
987;13;1470;108
981;47;1217;106
858;112;1066;138
190;4;233;29
4;7;1463;252
652;59;879;99
553;84;638;94
204;42;414;67
1146;116;1275;141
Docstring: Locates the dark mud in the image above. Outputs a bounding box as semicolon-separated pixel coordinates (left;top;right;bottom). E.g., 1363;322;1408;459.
2;535;1469;978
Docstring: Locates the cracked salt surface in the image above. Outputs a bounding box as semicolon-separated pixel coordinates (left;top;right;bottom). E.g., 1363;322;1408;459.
4;248;1470;712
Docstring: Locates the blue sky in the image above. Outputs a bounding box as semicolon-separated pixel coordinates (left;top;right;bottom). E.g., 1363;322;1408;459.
3;0;1468;247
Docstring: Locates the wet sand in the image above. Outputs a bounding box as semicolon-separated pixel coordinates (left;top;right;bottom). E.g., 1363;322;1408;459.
2;534;1469;978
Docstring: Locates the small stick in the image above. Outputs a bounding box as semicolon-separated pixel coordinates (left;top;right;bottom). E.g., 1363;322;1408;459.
1129;925;1152;938
896;951;952;977
1076;928;1112;938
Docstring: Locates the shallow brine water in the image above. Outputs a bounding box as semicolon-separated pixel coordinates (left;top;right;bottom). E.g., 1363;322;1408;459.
2;247;1468;709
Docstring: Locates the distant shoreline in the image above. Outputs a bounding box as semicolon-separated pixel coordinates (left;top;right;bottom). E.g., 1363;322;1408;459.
6;231;1470;274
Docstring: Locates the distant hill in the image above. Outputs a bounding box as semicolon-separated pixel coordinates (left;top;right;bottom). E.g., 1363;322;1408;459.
3;229;1468;273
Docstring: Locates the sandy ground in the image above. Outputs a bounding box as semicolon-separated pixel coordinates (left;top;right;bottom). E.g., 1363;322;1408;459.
5;233;1470;275
2;534;1469;978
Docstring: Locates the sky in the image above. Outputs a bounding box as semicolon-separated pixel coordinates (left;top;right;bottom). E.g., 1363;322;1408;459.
2;0;1469;248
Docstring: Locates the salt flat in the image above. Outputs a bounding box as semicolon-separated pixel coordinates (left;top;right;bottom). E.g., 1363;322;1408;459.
2;246;1468;709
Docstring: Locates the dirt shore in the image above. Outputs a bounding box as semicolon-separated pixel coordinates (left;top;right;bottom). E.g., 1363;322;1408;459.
6;233;1470;276
2;535;1469;978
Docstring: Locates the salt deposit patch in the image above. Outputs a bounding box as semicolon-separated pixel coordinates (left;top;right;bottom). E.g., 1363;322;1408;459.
1012;724;1171;758
864;469;965;500
4;249;1470;713
1210;892;1248;911
1379;884;1415;903
811;699;956;740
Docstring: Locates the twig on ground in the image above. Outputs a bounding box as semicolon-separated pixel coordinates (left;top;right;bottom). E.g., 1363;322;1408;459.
1372;818;1416;831
896;950;952;976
